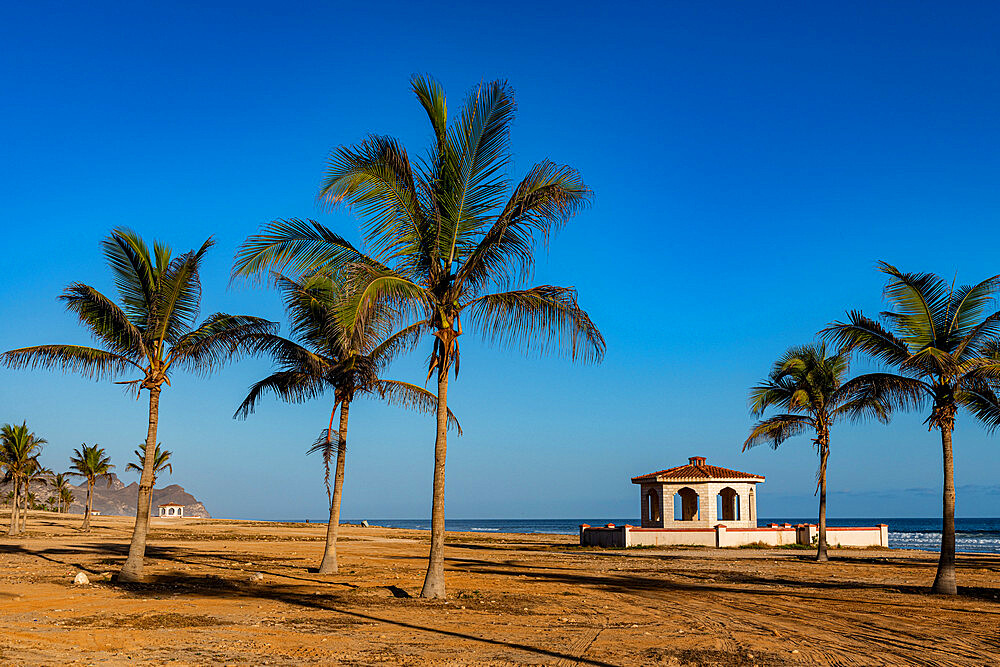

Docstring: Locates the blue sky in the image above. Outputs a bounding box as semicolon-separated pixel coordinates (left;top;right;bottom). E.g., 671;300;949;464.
2;2;999;520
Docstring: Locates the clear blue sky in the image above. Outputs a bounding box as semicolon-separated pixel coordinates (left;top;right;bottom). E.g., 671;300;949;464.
2;2;999;520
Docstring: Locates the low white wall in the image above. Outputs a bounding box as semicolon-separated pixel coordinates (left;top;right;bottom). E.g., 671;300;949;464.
580;522;890;548
626;528;717;547
797;524;888;547
717;525;797;547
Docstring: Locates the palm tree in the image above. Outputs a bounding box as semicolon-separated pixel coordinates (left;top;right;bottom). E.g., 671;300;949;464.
0;422;47;535
823;262;1000;594
2;229;275;580
744;343;889;561
59;485;76;514
236;272;459;574
20;460;53;532
234;77;605;598
48;473;74;513
68;444;115;531
126;443;172;486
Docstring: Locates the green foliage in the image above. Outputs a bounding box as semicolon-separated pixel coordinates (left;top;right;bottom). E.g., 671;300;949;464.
236;273;461;502
823;262;1000;430
744;343;884;452
236;273;460;426
233;76;605;377
0;422;46;480
69;444;115;488
126;443;172;484
2;228;277;395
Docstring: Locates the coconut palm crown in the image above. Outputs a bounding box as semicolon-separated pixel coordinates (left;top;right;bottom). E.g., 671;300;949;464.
822;261;1000;594
236;272;459;574
69;444;115;532
744;343;888;561
0;422;47;535
48;472;74;513
2;228;276;579
126;443;172;486
233;76;605;599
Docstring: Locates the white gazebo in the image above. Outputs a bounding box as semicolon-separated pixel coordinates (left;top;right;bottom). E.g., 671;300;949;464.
631;456;763;529
157;503;185;518
580;455;888;548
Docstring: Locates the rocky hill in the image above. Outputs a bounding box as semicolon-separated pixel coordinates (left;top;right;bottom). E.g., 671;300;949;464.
3;474;211;518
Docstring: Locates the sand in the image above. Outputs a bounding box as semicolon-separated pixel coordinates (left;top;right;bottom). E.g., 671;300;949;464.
0;512;998;666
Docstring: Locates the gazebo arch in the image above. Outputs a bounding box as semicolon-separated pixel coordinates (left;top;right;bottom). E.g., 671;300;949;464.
646;488;661;523
674;487;700;521
717;487;740;521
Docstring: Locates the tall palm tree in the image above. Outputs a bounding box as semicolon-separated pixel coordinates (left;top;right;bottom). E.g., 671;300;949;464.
234;76;605;598
823;262;1000;594
68;444;115;531
236;272;459;574
744;343;889;561
20;459;53;532
0;422;47;535
2;229;275;580
126;443;172;486
60;486;76;513
48;473;74;513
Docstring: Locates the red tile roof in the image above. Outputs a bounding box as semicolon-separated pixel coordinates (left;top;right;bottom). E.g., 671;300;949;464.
631;456;764;483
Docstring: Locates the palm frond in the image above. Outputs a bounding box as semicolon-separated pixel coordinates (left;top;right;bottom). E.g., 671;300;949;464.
1;345;139;381
748;377;798;416
877;261;952;350
439;79;516;264
59;283;147;358
372;380;462;434
169;314;277;374
307;421;340;504
102;228;157;324
821;310;912;367
743;414;813;450
318;137;426;265
336;265;427;340
233;370;329;419
835;373;929;422
411;74;448;169
456;161;592;294
954;312;1000;361
367;321;429;370
153;239;213;344
465;286;604;364
232;218;376;282
947;275;1000;342
959;380;1000;433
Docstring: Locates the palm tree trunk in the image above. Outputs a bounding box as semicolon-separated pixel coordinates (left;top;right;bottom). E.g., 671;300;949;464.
318;401;350;574
420;367;450;599
120;386;160;582
932;425;958;594
8;479;19;536
82;481;93;531
20;482;27;533
816;444;829;562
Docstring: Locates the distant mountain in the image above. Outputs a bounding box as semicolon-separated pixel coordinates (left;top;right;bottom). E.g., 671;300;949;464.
2;474;211;518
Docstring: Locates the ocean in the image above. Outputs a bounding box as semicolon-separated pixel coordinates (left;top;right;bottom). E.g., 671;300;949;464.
340;517;1000;554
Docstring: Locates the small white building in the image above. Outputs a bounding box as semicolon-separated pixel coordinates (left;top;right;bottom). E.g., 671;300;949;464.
580;455;888;548
157;503;185;518
632;456;763;528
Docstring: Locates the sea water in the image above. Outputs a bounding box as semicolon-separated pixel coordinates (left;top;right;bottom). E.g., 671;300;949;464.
339;517;1000;554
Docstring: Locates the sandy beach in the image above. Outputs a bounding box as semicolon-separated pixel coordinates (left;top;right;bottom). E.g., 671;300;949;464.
1;512;998;666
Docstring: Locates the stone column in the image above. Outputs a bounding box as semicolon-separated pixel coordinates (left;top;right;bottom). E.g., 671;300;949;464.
699;483;714;526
